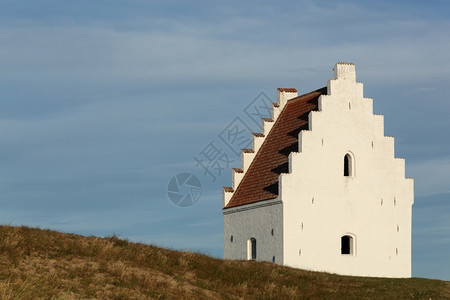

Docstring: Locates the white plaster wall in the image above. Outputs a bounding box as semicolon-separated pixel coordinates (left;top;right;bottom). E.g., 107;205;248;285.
280;63;413;278
224;199;283;264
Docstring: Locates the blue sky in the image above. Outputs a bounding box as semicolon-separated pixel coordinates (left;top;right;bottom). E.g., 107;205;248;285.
0;0;449;280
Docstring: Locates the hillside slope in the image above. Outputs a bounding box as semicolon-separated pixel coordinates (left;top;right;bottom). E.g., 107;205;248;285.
0;225;448;299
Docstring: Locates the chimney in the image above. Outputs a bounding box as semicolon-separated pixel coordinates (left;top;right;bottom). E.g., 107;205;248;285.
277;88;298;108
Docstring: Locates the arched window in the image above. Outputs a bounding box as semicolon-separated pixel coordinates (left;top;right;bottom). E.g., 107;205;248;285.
341;235;355;255
344;153;354;177
247;238;257;260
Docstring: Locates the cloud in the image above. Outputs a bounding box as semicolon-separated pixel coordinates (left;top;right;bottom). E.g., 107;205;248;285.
1;4;449;91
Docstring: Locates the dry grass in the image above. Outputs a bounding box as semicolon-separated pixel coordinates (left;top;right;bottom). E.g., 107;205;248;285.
0;225;449;299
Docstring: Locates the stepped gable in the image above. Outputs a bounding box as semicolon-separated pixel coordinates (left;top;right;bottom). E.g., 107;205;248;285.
225;87;327;208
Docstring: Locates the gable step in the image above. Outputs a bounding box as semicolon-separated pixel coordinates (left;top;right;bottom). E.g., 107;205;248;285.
241;148;256;172
232;168;244;190
277;88;298;108
223;186;234;207
252;133;265;152
262;118;275;136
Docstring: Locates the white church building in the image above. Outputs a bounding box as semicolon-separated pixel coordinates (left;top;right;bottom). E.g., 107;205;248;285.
222;63;414;278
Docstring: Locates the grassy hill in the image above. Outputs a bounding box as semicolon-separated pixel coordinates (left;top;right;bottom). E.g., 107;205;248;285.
0;225;448;299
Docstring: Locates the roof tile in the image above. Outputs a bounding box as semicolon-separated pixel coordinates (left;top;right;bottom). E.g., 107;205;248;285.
224;87;327;208
242;149;255;153
277;88;298;93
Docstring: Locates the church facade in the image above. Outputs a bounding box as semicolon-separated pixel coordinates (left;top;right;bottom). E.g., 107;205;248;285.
222;63;414;278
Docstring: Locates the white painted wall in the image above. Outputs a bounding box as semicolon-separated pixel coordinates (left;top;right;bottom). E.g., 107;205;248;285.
223;199;283;264
223;63;413;278
280;63;413;277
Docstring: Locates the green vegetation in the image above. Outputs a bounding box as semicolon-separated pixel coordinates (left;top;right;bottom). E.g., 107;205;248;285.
0;225;448;299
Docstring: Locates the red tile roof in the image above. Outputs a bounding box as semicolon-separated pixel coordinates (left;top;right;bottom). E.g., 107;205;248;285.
224;87;327;209
277;88;298;93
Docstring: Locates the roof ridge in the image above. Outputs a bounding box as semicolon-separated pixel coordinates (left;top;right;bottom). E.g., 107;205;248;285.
286;87;328;103
277;88;298;93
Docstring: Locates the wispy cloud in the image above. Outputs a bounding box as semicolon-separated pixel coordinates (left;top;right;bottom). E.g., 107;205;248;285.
1;5;449;88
